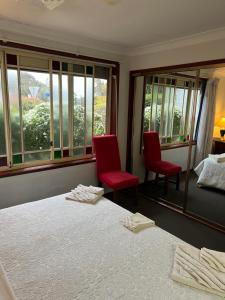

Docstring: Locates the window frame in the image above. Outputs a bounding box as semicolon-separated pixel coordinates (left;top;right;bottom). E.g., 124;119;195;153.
0;45;119;175
141;74;200;149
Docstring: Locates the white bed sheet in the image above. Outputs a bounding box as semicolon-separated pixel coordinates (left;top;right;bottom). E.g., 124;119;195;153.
0;194;221;300
195;158;225;191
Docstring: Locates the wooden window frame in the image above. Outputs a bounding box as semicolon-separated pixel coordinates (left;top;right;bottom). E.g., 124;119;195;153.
141;74;199;149
0;41;120;177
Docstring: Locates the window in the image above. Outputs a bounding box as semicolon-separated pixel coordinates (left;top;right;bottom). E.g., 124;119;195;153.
143;75;201;144
0;50;113;170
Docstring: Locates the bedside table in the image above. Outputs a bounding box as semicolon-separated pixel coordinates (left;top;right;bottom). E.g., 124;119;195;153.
213;139;225;154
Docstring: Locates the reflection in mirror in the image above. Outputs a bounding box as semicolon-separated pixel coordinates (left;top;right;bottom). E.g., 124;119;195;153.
185;67;225;228
131;71;199;209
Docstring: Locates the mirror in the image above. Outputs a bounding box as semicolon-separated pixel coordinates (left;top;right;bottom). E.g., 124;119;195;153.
130;70;200;210
185;67;225;229
129;65;225;231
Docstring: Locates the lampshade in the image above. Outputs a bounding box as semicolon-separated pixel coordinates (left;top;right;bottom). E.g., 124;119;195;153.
218;117;225;128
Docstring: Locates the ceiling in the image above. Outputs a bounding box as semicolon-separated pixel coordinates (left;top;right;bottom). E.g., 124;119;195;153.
1;0;225;51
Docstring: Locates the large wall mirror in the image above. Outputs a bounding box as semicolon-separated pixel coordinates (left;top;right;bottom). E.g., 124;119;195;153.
128;64;225;233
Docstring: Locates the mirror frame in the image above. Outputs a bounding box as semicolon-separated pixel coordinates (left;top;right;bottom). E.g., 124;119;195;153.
127;59;225;234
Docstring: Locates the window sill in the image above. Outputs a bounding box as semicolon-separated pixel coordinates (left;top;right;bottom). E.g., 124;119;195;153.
161;140;197;150
0;157;96;178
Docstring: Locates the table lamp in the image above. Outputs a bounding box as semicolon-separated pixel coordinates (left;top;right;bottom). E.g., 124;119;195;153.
218;117;225;140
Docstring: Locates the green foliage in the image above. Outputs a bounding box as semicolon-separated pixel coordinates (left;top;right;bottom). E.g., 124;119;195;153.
73;104;85;146
23;103;50;151
144;105;182;138
94;112;105;135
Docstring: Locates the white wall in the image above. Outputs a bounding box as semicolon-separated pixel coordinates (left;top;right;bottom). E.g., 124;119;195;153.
128;38;225;71
0;162;98;209
211;71;225;138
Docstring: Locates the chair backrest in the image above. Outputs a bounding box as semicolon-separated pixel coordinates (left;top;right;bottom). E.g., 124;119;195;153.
143;131;161;168
93;135;121;178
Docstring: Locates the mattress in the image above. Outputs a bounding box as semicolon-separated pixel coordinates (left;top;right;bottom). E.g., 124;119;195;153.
0;194;221;300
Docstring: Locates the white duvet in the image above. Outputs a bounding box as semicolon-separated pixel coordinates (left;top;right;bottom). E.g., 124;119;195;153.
0;194;221;300
195;156;225;191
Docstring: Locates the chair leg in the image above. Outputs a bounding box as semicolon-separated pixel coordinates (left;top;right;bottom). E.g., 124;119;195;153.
98;181;102;187
144;170;149;183
176;173;180;191
155;173;159;184
133;186;138;206
113;190;118;202
164;176;168;195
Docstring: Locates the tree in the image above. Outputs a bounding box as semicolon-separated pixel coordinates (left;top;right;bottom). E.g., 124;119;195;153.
23;103;50;151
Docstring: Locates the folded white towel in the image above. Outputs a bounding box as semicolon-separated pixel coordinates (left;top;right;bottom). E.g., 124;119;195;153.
200;248;225;273
76;184;104;196
120;213;155;232
171;244;225;298
208;153;225;163
66;191;101;204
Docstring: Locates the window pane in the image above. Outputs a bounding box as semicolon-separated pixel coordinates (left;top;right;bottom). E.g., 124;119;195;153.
62;75;69;147
86;77;93;145
162;86;171;138
173;88;185;136
8;69;21;154
24;151;51;162
20;70;50;151
143;81;152;132
73;76;85;146
0;69;6;155
94;78;107;135
53;74;60;148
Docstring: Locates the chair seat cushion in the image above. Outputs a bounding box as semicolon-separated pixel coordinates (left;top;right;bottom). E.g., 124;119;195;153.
100;171;139;190
150;160;181;176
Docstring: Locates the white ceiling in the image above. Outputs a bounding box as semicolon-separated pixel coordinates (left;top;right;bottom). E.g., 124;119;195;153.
1;0;225;52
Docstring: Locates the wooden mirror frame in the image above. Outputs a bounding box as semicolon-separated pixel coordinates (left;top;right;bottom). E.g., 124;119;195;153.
126;59;225;234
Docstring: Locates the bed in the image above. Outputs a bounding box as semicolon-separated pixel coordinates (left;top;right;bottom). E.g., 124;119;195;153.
195;154;225;191
0;193;221;300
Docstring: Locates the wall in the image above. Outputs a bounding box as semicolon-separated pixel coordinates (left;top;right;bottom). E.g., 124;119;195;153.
128;38;225;71
0;30;129;208
212;72;225;138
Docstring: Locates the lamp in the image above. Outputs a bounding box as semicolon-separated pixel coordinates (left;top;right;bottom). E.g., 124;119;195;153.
218;117;225;140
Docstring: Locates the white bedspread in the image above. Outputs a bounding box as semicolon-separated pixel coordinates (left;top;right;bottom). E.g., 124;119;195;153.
0;194;221;300
195;158;225;191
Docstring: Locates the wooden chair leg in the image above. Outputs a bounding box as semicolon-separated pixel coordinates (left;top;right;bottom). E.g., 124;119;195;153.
176;173;180;191
164;176;168;195
98;181;102;187
113;190;118;202
155;173;159;184
133;186;138;206
144;170;149;183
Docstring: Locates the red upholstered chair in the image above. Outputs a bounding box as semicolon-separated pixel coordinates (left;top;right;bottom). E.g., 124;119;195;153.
93;135;139;202
143;131;181;194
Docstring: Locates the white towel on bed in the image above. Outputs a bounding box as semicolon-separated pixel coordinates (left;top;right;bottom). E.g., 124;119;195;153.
208;153;225;163
200;248;225;273
66;191;101;204
120;213;155;232
76;184;104;196
171;244;225;298
65;185;104;204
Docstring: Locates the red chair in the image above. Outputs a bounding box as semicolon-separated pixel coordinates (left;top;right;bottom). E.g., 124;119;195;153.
93;135;139;202
143;131;181;194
